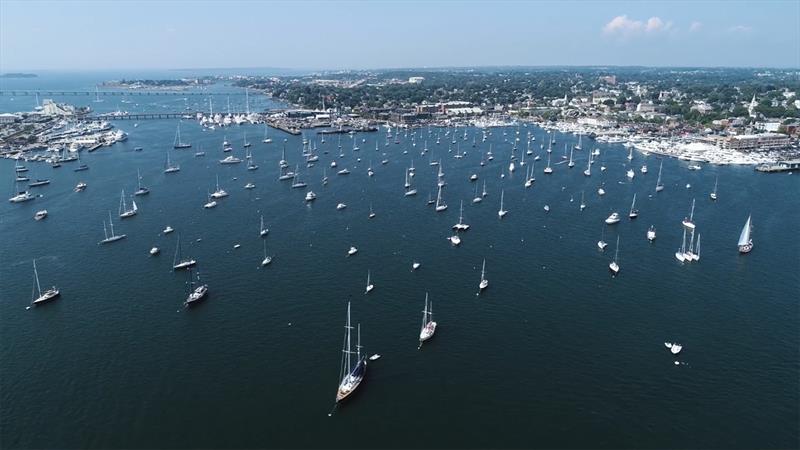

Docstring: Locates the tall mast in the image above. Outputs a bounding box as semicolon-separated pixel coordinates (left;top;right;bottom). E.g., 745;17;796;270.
614;236;620;263
33;259;42;298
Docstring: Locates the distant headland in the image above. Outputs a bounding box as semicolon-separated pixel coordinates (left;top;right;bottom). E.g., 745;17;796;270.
1;73;38;78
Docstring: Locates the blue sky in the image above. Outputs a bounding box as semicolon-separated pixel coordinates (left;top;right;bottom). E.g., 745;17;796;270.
1;0;798;71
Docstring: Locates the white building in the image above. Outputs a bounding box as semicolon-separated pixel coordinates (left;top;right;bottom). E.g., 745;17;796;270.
722;133;790;151
42;99;75;116
408;77;425;84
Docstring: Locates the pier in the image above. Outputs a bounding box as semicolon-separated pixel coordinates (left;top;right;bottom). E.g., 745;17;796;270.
755;159;800;173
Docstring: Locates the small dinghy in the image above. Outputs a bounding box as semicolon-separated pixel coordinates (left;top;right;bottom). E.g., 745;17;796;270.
369;354;381;361
665;342;683;355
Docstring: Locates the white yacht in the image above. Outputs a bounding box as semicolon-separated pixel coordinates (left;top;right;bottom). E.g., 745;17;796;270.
418;293;437;346
30;259;60;305
605;212;621;224
347;246;358;256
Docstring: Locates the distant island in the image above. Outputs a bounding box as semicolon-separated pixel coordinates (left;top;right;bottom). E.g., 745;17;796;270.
103;77;214;89
1;73;37;78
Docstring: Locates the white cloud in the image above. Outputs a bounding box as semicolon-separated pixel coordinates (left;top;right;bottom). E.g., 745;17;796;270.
689;21;702;32
729;25;753;33
603;15;672;37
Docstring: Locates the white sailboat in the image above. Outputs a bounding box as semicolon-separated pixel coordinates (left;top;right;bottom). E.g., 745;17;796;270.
580;191;586;211
567;147;575;168
675;228;687;262
211;175;228;198
478;258;489;292
597;225;608;250
30;259;60;305
738;214;753;253
261;240;272;266
118;189;138;218
544;152;553;174
418;293;437;346
628;193;638;219
134;169;149;196
435;185;447;212
453;200;470;231
472;183;482;203
655;160;664;192
365;271;374;293
262;124;273;143
184;266;208;305
336;302;366;403
172;234;196;270
584;153;592;177
710;176;718;200
259;215;269;237
497;189;508;218
99;211;126;244
164;148;180;173
404;168;417;196
609;236;620;275
682;199;696;230
173;122;191;149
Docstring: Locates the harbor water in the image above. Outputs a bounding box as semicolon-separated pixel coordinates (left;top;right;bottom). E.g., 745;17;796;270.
1;73;798;449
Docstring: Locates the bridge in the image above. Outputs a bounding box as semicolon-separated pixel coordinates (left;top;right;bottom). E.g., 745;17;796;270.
0;90;246;97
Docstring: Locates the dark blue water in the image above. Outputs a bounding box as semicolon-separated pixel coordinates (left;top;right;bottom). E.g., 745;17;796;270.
1;75;798;449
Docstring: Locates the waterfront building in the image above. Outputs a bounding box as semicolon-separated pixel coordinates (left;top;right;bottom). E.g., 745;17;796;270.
722;132;791;151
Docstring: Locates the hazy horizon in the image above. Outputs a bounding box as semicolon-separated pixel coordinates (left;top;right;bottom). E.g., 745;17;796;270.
2;0;799;72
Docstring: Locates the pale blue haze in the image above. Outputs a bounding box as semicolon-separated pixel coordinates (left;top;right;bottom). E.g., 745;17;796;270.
1;0;798;71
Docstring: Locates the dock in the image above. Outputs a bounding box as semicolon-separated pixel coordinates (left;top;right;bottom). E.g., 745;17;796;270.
755;159;800;173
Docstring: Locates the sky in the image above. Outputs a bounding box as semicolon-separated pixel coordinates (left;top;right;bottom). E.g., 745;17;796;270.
1;0;798;71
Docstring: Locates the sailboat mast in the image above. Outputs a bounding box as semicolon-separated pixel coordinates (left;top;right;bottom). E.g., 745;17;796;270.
33;259;42;297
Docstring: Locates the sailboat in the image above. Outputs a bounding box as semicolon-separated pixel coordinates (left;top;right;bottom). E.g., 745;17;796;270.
262;124;273;143
684;229;697;261
597;225;608;250
584;153;592;177
419;293;437;346
211;175;228;198
627;146;633;161
710;176;718;200
369;203;376;219
575;134;582;150
243;131;251;148
675;228;687;262
692;234;701;261
497;189;508;218
472;183;482;203
482;180;488;197
291;165;307;188
30;259;60;305
478;258;489;292
609;236;620;275
259;215;269;237
544;152;553;174
453;200;470;231
365;271;374;293
247;149;258;170
99;211;126;244
682;199;696;230
628;193;638;219
580;191;586;211
74;150;89;171
261;240;272;266
134;169;149;195
118;189;138;218
567;147;575;168
435;185;447;212
655;160;664;192
172;234;196;270
336;302;367;403
738;214;753;253
164;148;180;173
173;122;191;149
183;266;208;305
404;168;417;196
